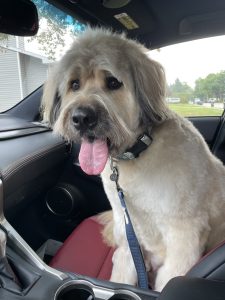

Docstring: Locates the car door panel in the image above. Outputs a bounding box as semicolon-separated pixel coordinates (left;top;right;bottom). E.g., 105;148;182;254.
189;116;222;146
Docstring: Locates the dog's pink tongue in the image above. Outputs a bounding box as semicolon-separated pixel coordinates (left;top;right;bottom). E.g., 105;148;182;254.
79;139;109;175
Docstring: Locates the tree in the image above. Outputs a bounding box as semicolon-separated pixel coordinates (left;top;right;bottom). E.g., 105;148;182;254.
28;0;86;60
0;34;8;42
168;79;193;103
215;71;225;101
0;34;10;54
194;71;225;102
194;77;207;100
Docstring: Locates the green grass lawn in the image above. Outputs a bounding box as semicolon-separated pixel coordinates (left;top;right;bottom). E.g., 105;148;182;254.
168;104;224;117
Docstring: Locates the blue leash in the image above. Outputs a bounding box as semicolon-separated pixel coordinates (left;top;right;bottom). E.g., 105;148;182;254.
110;162;149;289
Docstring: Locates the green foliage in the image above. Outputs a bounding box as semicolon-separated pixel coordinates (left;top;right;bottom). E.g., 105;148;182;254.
0;34;9;53
195;71;225;102
169;71;225;104
194;77;206;100
168;78;193;103
28;0;86;60
0;34;8;42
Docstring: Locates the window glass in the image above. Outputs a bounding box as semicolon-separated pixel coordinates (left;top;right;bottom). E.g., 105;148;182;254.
1;1;225;118
150;36;225;117
0;0;85;112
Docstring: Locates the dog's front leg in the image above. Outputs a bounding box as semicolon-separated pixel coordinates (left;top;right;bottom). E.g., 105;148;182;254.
110;244;137;286
154;218;207;292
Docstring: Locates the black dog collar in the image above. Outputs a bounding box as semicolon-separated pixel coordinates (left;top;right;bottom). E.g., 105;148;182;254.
117;132;153;160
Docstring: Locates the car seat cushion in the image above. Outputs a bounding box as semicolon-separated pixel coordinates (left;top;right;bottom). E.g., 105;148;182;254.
50;215;225;283
49;216;114;280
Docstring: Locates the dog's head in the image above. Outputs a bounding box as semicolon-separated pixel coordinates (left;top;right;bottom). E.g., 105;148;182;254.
42;28;169;175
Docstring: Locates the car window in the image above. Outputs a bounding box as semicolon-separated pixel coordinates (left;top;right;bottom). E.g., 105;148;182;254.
0;0;85;112
150;36;225;117
0;1;224;118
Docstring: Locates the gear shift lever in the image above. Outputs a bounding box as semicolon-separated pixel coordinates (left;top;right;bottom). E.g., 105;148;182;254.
0;228;21;293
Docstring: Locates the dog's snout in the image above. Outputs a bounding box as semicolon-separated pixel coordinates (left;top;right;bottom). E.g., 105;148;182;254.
72;107;97;131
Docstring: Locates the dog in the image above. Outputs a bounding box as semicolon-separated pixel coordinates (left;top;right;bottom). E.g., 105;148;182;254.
42;27;225;291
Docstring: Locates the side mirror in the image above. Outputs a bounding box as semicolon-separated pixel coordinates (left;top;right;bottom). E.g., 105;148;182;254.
0;0;39;36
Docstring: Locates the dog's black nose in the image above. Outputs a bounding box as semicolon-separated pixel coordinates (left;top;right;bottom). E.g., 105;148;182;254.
72;107;97;131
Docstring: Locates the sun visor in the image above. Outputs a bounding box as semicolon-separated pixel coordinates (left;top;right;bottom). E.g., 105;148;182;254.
179;10;225;37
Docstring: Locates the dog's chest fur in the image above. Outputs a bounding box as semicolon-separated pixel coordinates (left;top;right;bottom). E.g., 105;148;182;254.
101;154;173;273
102;150;166;254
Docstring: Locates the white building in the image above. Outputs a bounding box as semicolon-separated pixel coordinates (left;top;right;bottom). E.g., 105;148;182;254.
0;36;49;112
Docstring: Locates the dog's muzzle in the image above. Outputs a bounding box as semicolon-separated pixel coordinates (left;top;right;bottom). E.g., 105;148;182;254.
72;106;98;132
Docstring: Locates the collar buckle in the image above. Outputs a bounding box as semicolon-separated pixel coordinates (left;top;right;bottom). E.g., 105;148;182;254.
118;133;153;161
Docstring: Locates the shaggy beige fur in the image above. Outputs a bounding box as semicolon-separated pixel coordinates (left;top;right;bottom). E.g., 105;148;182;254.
97;211;115;248
42;27;225;291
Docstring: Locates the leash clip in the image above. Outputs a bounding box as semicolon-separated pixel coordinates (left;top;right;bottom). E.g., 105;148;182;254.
110;158;121;192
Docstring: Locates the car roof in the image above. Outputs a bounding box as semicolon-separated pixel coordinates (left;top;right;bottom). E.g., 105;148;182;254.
48;0;225;49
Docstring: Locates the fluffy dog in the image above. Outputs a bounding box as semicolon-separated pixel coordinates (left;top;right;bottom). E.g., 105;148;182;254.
42;28;225;291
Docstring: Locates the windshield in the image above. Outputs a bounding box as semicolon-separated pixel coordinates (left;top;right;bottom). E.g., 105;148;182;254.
0;0;85;112
0;0;225;117
150;36;225;117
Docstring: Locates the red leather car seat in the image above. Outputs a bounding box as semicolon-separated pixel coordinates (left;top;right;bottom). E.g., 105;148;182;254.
49;216;114;280
50;215;225;282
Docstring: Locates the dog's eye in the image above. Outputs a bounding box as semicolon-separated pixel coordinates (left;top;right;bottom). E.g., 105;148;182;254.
106;77;123;90
71;79;80;91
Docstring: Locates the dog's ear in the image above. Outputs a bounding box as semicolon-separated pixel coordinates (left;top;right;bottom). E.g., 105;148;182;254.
41;66;61;127
130;52;169;125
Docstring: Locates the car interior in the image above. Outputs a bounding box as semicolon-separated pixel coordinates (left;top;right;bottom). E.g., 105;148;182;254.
1;0;225;299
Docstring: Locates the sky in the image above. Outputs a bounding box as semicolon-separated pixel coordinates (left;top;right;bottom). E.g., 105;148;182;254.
149;35;225;88
25;31;225;89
